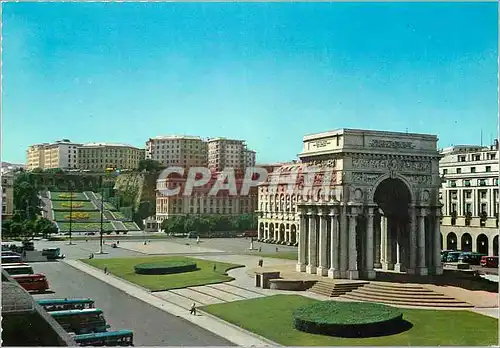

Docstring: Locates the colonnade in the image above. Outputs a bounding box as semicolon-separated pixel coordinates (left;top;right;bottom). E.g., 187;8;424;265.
258;222;298;245
296;203;443;280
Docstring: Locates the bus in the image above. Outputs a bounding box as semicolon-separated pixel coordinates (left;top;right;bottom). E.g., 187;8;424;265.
2;255;23;264
37;298;95;312
50;308;110;335
73;330;134;346
2;263;34;275
2;251;21;257
11;273;49;293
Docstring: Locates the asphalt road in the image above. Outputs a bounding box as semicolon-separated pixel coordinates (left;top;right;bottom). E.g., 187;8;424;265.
31;262;234;346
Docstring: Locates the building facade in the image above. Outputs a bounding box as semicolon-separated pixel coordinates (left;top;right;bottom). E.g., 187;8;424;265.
26;140;82;170
155;171;257;224
146;135;208;167
258;128;443;280
2;171;14;220
439;141;499;256
77;143;145;172
207;138;255;171
27;144;47;171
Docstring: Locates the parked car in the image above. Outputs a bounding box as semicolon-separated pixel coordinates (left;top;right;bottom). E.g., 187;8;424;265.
458;252;486;265
480;256;499;268
446;251;462;262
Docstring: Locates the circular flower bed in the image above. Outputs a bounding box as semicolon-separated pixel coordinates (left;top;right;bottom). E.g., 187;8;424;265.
293;301;404;338
134;260;198;275
64;212;90;220
58;193;76;199
60;202;84;208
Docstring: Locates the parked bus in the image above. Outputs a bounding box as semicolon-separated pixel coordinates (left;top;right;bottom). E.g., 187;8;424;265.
2;255;23;264
37;298;95;312
2;251;21;257
74;330;134;346
11;272;49;293
2;263;34;275
50;308;110;335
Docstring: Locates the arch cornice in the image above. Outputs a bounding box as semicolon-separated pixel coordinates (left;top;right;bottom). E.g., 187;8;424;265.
368;173;415;204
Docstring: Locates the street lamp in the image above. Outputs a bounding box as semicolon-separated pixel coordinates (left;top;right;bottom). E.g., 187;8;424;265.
98;175;105;254
68;182;75;245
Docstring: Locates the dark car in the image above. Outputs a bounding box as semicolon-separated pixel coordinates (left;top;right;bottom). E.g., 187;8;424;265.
481;256;499;268
458;252;486;265
446;251;462;262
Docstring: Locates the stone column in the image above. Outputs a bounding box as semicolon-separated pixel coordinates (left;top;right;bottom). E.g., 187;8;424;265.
328;207;341;278
339;204;349;278
417;208;428;275
347;206;359;279
296;211;306;272
407;205;417;275
381;215;389;270
365;207;376;279
316;210;328;276
434;208;443;275
374;213;381;268
306;209;317;274
394;223;402;272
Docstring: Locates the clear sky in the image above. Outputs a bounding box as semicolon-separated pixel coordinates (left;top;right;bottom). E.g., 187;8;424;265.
2;2;498;164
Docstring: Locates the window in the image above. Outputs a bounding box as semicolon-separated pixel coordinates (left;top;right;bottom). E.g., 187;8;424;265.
449;181;457;188
458;155;466;162
465;191;472;199
456;168;462;174
480;191;487;199
489;153;496;160
479;179;487;186
464;180;471;187
474;154;481;161
443;169;448;175
486;166;491;172
470;167;476;173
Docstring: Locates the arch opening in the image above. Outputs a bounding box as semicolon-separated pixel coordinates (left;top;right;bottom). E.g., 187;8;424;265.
447;232;457;250
461;233;472;252
476;234;488;255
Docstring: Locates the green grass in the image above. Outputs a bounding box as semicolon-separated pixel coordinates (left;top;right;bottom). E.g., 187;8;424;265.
57;222;115;232
201;295;499;346
81;256;244;291
111;211;127;220
104;202;117;210
50;191;89;201
245;251;298;260
51;200;97;211
123;222;140;230
53;211;106;221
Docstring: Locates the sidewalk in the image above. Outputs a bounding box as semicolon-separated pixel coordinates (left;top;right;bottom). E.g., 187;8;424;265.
63;259;279;347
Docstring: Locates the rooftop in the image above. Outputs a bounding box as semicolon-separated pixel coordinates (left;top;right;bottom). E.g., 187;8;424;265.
81;142;142;149
303;128;438;141
149;135;203;141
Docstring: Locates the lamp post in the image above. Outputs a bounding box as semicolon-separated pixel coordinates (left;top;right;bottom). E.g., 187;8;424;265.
68;182;75;245
98;175;105;254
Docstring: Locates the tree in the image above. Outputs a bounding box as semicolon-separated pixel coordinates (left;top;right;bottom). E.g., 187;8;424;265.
21;220;36;240
35;217;58;238
134;200;155;228
161;215;187;235
13;176;41;219
138;159;164;172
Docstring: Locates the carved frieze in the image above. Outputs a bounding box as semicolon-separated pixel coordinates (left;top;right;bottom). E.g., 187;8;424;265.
351;172;382;185
304;159;337;168
352;157;430;173
369;139;415;149
404;175;432;186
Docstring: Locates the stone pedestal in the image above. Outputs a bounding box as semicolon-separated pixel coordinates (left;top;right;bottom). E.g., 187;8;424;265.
316;266;328;276
296;263;306;272
347;270;359;280
328;268;341;279
306;264;317;274
416;267;428;276
365;270;376;280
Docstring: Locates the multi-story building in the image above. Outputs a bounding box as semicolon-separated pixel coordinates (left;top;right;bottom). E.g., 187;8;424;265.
26;140;81;170
27;144;47;170
146;135;208;167
439;141;499;256
2;171;14;220
77;143;145;172
207;138;255;171
155;171;258;224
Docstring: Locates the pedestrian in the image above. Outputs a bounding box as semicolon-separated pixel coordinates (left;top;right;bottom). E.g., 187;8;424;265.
189;303;197;315
213;264;216;272
104;266;108;274
117;240;120;245
275;247;278;252
144;241;147;245
85;239;88;243
258;247;262;252
258;259;263;267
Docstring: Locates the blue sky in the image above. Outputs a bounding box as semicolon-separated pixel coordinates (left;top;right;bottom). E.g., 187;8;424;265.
2;2;498;164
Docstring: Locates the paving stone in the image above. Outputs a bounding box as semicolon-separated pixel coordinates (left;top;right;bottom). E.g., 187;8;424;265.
192;285;246;302
209;283;264;299
154;291;203;309
170;288;224;305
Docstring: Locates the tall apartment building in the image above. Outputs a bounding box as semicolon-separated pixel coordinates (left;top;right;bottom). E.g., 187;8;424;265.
207;138;256;171
146;136;208;167
26;140;82;170
155;171;258;225
27;144;47;170
439;141;499;256
1;171;14;220
77;143;145;172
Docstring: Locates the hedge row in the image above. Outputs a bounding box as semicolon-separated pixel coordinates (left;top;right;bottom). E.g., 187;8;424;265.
134;260;198;275
293;301;404;338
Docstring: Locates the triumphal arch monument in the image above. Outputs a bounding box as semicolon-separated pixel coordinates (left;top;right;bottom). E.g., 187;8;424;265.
294;128;443;280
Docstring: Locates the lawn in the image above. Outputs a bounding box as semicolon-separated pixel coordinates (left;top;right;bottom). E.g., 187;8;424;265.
245;251;298;260
111;211;128;220
51;200;97;211
50;191;89;201
57;222;115;232
53;211;105;221
201;295;499;346
123;222;140;230
81;256;244;291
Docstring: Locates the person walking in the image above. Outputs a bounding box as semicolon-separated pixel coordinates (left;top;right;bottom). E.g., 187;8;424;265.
189;303;197;315
104;266;108;274
213;264;216;272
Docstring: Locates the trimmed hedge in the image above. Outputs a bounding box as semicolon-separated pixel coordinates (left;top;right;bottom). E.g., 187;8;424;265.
134;260;198;275
293;301;404;338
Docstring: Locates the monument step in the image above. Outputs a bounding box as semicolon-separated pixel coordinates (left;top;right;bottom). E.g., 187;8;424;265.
353;288;451;300
309;281;368;298
368;282;432;291
341;293;473;308
361;286;436;295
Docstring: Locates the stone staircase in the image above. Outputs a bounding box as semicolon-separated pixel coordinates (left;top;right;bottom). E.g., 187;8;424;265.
309;280;369;297
340;282;473;308
111;221;127;232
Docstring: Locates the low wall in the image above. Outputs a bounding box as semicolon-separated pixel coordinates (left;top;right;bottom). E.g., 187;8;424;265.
269;279;317;291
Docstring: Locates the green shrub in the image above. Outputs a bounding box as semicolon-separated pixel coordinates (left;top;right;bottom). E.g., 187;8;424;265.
134;260;198;275
293;301;404;338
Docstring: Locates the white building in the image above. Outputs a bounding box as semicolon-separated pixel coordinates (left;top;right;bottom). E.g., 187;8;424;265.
26;139;82;170
439;141;499;256
207;137;255;171
146;135;208;167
